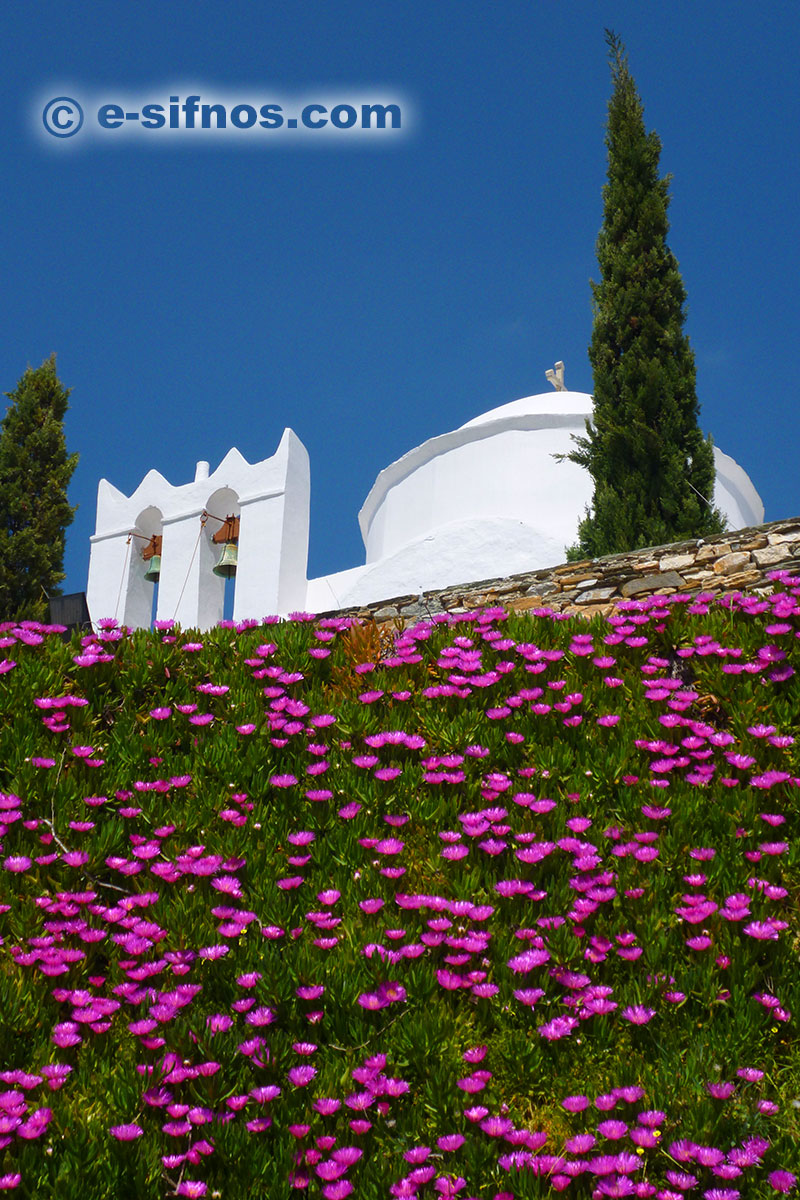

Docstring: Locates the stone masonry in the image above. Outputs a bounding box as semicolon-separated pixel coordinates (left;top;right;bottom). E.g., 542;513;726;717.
313;516;800;624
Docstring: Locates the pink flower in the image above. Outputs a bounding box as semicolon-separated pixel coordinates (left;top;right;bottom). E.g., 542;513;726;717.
686;935;713;951
17;1107;52;1139
538;1016;578;1040
322;1182;353;1200
462;1045;487;1063
110;1123;144;1141
288;1065;317;1087
744;921;782;941
598;1119;629;1139
3;856;31;872
297;985;324;1000
768;1172;797;1194
706;1082;736;1100
621;1005;655;1025
565;1133;596;1153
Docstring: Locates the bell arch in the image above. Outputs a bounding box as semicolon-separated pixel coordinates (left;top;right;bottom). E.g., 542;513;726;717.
200;487;241;627
129;506;164;627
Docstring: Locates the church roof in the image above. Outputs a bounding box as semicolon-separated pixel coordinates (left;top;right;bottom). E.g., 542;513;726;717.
459;389;592;429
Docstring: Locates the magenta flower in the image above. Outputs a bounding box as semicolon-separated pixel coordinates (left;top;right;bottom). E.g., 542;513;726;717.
637;1109;665;1126
357;992;387;1011
744;921;782;940
17;1108;52;1139
288;1065;317;1087
513;988;544;1008
565;1133;596;1153
456;1072;490;1093
538;1016;578;1040
768;1172;797;1194
297;985;324;1000
706;1082;735;1100
3;856;31;872
462;1045;487;1063
667;1171;698;1190
245;1006;275;1027
110;1123;144;1141
597;1119;628;1140
480;1116;513;1137
52;1022;82;1048
696;1147;725;1168
437;1133;466;1151
507;948;550;973
322;1182;353;1200
41;1064;72;1090
621;1005;655;1025
206;1013;233;1034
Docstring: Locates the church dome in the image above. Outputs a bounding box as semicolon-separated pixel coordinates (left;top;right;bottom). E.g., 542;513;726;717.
344;383;764;608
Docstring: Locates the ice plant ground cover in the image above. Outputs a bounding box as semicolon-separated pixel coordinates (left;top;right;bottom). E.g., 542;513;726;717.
0;578;798;1199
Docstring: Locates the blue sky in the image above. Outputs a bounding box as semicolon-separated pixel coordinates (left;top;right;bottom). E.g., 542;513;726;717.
2;1;799;599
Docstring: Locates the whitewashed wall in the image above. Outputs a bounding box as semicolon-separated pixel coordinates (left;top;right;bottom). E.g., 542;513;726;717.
88;391;765;628
87;430;309;629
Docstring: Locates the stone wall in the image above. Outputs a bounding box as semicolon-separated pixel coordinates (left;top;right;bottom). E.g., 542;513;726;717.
314;516;800;624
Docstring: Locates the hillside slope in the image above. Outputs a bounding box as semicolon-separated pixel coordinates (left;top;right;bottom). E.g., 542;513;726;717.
0;582;798;1197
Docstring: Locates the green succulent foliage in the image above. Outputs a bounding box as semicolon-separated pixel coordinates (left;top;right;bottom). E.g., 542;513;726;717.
0;592;799;1196
568;32;725;559
0;355;78;621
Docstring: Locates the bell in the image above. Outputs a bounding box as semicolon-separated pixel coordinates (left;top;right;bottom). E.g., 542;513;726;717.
143;555;161;583
213;542;238;578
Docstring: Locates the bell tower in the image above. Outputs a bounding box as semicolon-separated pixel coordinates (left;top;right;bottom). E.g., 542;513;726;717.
87;429;310;629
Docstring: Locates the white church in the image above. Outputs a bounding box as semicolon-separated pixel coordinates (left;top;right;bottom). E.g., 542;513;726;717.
86;365;763;629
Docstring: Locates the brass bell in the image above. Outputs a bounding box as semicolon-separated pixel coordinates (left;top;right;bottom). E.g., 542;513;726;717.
213;542;238;578
143;555;161;583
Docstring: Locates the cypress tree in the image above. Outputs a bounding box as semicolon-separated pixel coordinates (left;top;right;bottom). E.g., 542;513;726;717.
0;355;78;620
568;31;724;558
